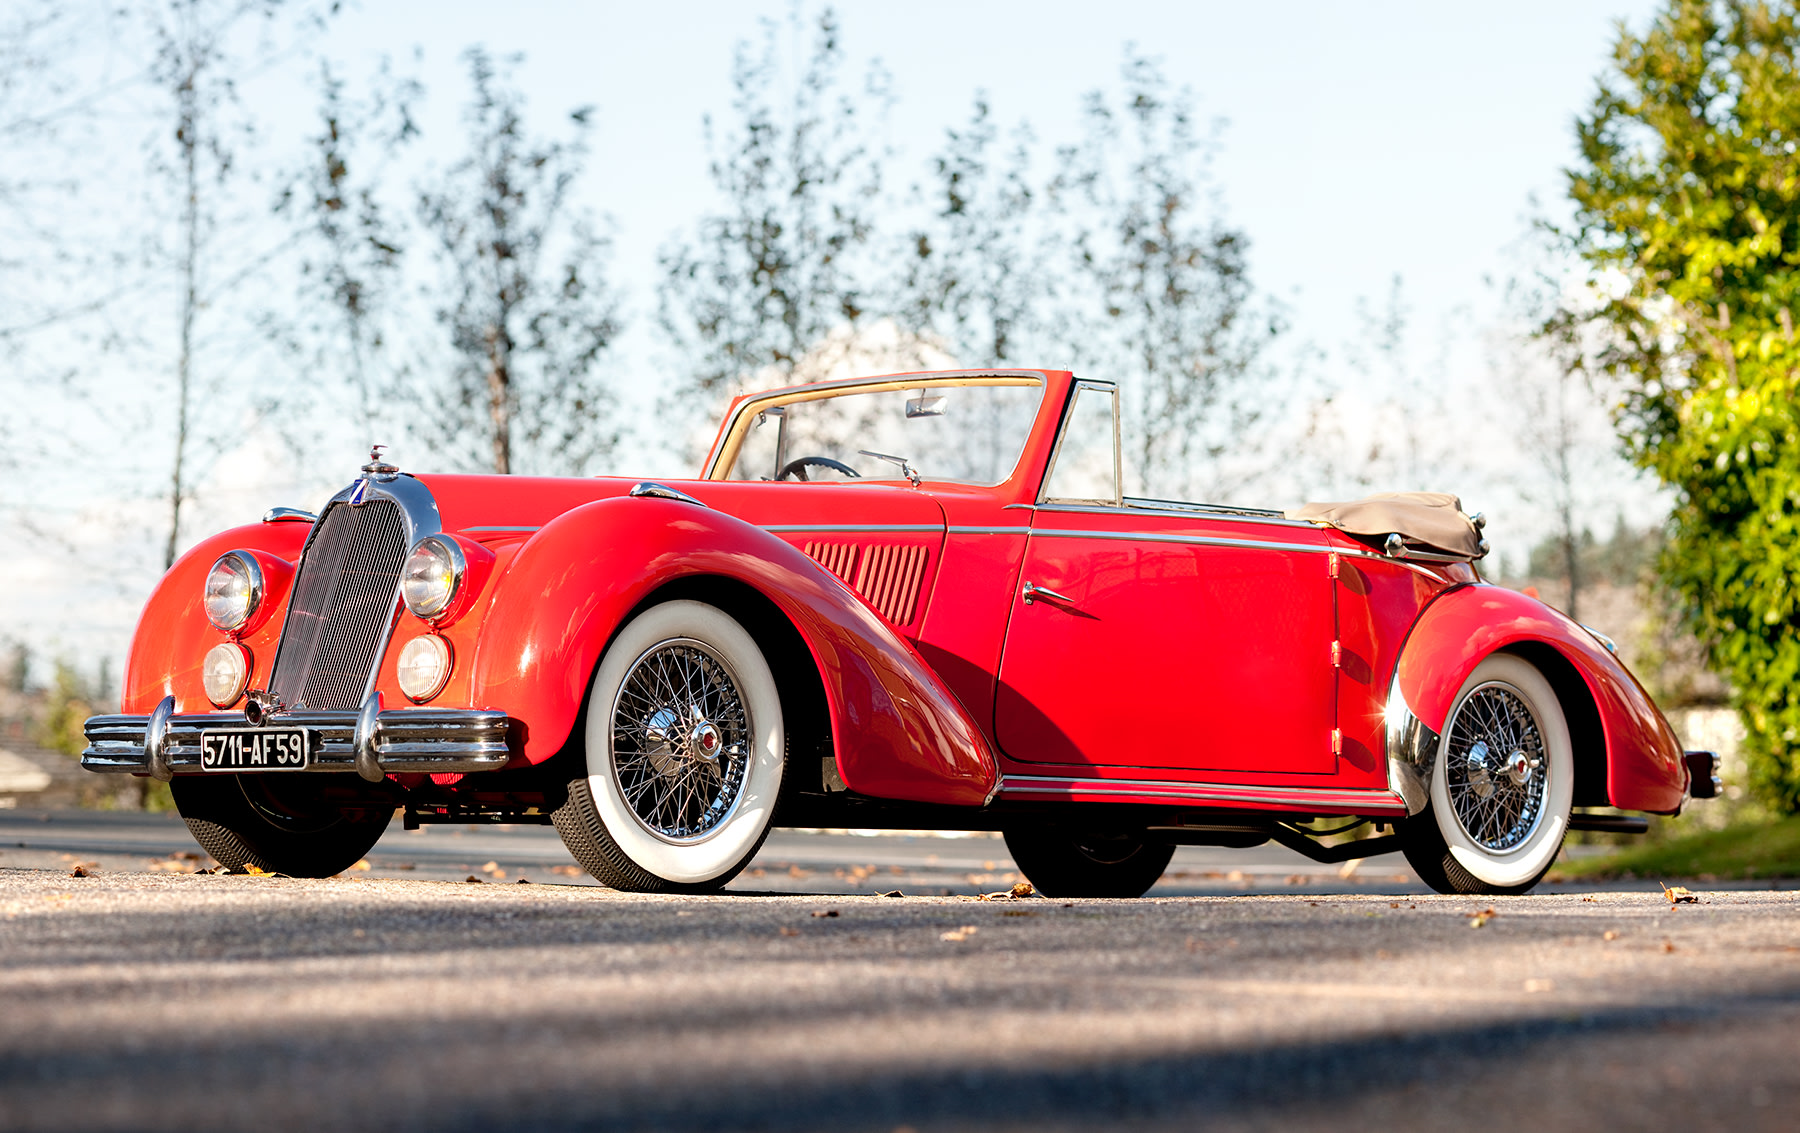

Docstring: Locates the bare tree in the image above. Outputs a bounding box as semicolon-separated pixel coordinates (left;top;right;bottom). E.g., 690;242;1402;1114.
657;7;888;455
142;0;326;568
411;48;621;476
1053;49;1287;503
892;97;1041;367
276;57;420;434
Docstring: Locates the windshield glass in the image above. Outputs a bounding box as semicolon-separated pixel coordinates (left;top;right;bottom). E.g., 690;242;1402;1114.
722;378;1045;485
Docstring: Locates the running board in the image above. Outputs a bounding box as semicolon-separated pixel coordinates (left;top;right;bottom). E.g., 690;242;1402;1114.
1567;813;1650;835
1269;825;1402;863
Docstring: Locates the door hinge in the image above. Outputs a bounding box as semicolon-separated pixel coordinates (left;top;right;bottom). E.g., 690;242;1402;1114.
1332;728;1343;757
1330;640;1342;668
1328;551;1340;579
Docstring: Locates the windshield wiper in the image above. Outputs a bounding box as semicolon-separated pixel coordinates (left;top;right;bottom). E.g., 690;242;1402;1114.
858;450;921;488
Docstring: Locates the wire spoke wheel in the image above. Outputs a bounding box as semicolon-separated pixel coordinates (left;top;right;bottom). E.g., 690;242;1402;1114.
552;600;786;892
612;640;751;842
1401;653;1573;896
1443;682;1548;852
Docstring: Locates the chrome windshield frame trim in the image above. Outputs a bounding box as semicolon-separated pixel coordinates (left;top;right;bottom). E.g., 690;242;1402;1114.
997;773;1408;813
1037;379;1123;508
703;368;1051;481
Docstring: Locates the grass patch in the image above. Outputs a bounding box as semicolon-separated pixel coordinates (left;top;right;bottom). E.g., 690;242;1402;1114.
1554;814;1800;881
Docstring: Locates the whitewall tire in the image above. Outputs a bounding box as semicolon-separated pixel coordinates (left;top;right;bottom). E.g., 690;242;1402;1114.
1402;653;1573;895
551;601;785;892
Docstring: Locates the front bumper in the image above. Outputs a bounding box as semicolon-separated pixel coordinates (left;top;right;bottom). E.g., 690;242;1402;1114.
82;695;514;783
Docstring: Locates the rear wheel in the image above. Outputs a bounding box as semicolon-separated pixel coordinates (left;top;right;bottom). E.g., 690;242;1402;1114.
1003;828;1174;898
169;774;393;877
1401;653;1573;895
552;600;786;892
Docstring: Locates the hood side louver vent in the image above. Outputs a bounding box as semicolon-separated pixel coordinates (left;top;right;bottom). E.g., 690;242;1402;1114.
804;540;929;629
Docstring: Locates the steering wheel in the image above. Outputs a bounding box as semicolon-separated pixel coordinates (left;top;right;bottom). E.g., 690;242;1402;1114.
777;455;861;482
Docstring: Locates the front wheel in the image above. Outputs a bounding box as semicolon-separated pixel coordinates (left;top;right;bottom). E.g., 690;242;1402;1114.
1002;828;1174;898
1401;653;1573;895
552;600;786;892
170;774;393;877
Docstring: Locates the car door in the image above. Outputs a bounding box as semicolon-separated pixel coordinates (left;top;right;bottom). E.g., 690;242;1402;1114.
994;382;1339;776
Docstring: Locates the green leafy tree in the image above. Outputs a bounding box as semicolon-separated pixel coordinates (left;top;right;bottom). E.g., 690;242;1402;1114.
1563;0;1800;809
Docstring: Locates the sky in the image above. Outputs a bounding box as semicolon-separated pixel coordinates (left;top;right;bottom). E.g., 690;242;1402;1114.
5;0;1671;684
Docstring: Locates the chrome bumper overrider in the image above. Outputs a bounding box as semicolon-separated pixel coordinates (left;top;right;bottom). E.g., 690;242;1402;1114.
82;695;513;783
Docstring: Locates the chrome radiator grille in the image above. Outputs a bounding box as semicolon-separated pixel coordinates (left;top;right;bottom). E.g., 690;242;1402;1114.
268;499;408;710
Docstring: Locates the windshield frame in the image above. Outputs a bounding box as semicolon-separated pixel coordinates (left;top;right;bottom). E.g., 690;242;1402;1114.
701;370;1049;486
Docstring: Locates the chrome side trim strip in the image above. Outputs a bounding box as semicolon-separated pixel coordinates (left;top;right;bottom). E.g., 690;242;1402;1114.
946;526;1029;536
1044;500;1311;527
1029;528;1331;555
998;773;1409;813
760;524;943;534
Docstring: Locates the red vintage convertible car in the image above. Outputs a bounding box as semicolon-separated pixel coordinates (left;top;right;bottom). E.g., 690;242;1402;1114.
83;369;1717;896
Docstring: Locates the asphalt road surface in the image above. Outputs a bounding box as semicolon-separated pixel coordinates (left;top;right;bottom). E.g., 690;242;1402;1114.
1;809;1796;1132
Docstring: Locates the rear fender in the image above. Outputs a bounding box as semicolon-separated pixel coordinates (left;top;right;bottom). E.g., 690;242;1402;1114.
469;496;996;806
1391;585;1686;815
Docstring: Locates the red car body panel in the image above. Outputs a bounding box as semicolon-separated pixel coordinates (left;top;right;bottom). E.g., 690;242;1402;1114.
450;491;995;806
1395;584;1688;815
111;364;1691;822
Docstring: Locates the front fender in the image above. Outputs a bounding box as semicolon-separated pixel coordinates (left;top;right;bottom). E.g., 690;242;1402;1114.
1393;584;1686;814
121;524;311;715
469;496;995;806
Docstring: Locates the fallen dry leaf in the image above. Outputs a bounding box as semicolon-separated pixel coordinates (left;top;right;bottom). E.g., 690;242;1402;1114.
1582;896;1598;903
1663;939;1678;953
939;925;979;942
242;864;271;877
811;909;839;918
1661;883;1698;906
516;878;531;884
464;875;484;884
879;889;905;898
1466;907;1498;928
1604;930;1620;941
1009;880;1035;899
68;865;93;878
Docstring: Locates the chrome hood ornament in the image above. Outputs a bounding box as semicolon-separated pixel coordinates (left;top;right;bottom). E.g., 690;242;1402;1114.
351;444;399;506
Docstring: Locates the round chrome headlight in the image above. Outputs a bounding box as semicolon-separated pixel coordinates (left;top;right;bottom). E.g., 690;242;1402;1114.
202;642;251;707
396;633;453;703
203;551;264;634
401;536;466;621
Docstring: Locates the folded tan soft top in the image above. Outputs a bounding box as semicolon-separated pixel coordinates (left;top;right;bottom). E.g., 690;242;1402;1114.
1284;491;1485;559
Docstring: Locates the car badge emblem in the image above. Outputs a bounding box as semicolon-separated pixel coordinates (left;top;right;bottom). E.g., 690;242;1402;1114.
349;477;372;506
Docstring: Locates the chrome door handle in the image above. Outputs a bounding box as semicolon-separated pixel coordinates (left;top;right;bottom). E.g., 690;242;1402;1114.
1022;581;1075;606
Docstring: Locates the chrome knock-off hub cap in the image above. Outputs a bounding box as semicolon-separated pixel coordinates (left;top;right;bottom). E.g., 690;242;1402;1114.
612;639;751;842
1445;682;1549;852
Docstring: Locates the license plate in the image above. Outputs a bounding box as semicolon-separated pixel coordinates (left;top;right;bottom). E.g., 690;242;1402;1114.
200;728;310;771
